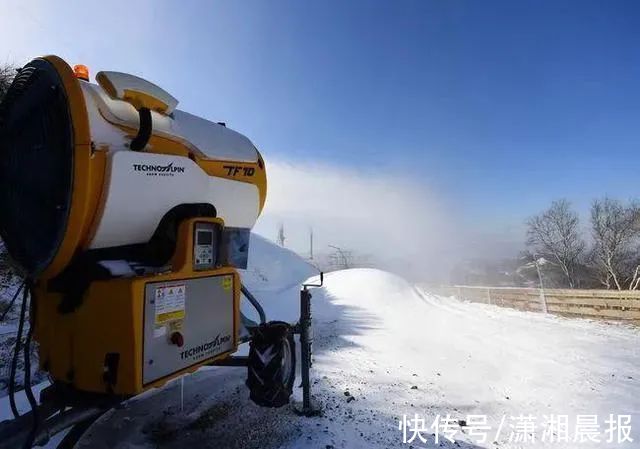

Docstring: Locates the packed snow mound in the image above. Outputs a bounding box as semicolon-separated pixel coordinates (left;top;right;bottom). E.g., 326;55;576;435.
240;233;317;292
321;268;423;308
239;233;319;323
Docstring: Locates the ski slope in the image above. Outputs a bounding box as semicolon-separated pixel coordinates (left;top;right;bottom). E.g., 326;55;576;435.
2;235;639;448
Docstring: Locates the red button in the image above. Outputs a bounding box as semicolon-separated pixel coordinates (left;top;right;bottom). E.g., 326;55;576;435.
170;332;184;347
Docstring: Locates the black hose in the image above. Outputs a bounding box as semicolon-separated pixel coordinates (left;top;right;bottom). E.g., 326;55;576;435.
241;284;266;325
9;281;28;418
130;107;152;151
22;281;38;449
0;281;24;322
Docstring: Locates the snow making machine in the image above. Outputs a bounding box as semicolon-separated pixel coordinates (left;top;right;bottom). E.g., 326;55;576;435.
0;56;320;448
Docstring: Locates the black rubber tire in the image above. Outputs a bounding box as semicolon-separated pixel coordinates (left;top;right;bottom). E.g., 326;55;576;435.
246;321;296;408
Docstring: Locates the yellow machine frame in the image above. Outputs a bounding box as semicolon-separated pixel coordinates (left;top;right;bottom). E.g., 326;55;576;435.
0;55;325;449
34;217;240;396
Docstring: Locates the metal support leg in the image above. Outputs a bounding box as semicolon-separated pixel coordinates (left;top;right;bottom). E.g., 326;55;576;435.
294;285;321;416
300;288;312;411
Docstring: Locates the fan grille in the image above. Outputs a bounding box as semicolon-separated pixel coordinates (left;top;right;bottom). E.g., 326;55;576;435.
0;59;74;277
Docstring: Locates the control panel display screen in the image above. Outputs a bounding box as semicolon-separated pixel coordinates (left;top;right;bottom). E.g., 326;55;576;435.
194;224;217;270
197;230;213;245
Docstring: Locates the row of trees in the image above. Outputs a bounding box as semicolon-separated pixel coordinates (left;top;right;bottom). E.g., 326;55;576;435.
526;198;640;290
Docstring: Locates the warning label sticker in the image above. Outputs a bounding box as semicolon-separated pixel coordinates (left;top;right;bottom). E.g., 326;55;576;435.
155;284;186;324
222;275;232;291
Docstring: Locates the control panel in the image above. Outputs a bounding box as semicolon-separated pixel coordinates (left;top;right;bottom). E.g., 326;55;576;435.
193;222;217;270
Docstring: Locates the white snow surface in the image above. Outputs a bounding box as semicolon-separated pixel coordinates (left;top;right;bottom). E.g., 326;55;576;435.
2;236;639;448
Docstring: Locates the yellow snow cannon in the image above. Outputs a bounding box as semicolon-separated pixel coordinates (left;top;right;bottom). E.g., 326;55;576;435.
0;56;320;448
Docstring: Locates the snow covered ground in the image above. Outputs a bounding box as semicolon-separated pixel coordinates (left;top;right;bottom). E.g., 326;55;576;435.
2;235;639;448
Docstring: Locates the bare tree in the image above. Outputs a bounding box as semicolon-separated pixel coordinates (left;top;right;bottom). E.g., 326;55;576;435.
0;64;15;101
590;198;640;290
586;248;613;290
526;199;585;288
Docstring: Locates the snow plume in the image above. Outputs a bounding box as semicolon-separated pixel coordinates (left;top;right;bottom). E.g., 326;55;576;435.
253;160;463;282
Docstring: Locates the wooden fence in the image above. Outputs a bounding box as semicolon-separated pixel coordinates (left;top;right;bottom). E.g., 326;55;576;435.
423;285;640;324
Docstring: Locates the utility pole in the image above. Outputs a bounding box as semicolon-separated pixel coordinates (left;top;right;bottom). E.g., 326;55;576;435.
277;223;285;247
309;228;314;260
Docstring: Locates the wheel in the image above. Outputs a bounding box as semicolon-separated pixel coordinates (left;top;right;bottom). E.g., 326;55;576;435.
246;321;296;408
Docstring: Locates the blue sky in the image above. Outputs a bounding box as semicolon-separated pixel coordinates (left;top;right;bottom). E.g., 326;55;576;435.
165;0;640;229
2;0;640;243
